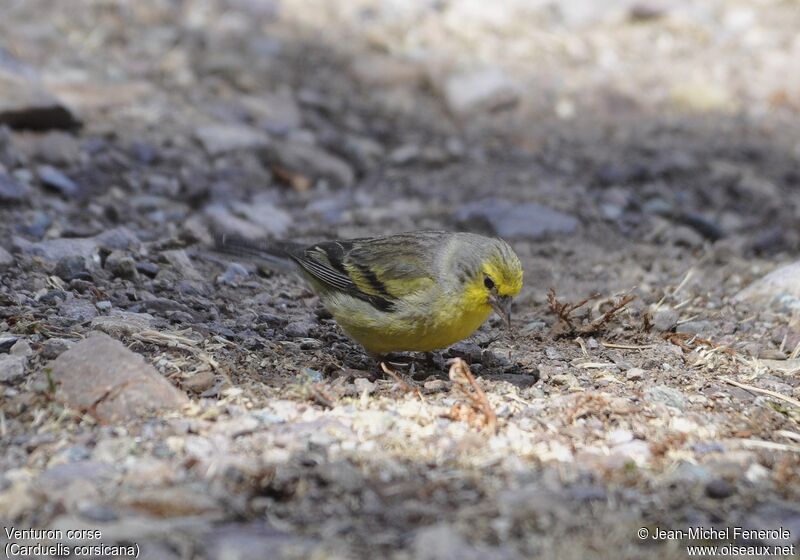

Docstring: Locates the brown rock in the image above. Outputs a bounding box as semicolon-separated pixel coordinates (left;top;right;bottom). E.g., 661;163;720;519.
0;72;80;130
49;332;188;423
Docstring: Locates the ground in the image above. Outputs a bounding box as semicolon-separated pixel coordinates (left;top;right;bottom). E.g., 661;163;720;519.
1;1;800;559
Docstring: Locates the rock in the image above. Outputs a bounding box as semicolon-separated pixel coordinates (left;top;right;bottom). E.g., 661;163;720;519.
734;261;800;314
229;198;293;237
105;251;139;280
0;246;13;268
440;67;520;116
0;170;30;202
58;298;98;322
285;321;313;338
34;131;80;165
9;339;32;357
48;332;188;423
0;354;26;383
54;255;90;281
217;262;250;286
0;72;80;130
91;311;154;337
240;90;302;133
264;140;354;186
13;228;136;263
455;199;579;239
705;478;736;499
161;249;204;283
676;320;712;335
353;378;376;395
37;164;79;197
351;54;425;87
41;338;74;359
626;368;645;381
671;81;735;112
650;308;679;332
195;124;269;155
0;335;19;353
645;385;687;410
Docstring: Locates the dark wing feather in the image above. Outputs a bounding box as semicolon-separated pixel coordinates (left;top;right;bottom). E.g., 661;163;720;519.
290;241;397;312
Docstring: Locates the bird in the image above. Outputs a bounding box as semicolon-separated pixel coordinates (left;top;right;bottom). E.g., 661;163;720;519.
214;230;523;357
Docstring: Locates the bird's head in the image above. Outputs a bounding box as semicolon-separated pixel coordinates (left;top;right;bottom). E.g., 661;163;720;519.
459;236;523;327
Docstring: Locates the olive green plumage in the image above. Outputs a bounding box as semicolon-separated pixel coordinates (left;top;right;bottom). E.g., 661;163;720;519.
215;230;523;355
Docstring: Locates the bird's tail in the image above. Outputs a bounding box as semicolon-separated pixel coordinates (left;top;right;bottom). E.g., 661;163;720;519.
213;233;302;274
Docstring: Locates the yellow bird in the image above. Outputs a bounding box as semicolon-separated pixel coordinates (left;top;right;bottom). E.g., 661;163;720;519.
216;231;523;356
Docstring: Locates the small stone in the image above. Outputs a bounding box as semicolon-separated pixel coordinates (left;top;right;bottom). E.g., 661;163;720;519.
0;72;80;130
651;308;679;332
353;378;376;395
626;368;645;381
105;251;139;280
676;320;712;335
194;124;269;155
48;332;188;423
672;81;735;112
0;354;26;383
264;140;354;186
424;379;448;392
285;321;312;338
34;131;80;165
0;335;19;353
58;298;98;322
0;170;30;203
240;90;302;133
705;478;736;499
40;338;74;359
645;385;687;410
9;339;32;357
217;262;250;286
181;369;216;394
37;164;79;197
95;301;112;312
0;246;13;268
735;260;800;314
441;67;520;116
455;199;578;240
90;311;154;337
54;255;90;281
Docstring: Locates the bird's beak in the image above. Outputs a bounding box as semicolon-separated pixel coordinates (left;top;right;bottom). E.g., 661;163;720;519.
490;295;513;329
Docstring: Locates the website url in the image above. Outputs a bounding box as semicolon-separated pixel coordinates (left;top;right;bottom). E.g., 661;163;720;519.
687;544;796;557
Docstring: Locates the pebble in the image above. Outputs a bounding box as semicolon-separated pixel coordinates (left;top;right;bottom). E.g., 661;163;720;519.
58;298;98;322
48;332;188;423
105;251;139;280
650;308;679;332
90;310;154;337
9;339;32;357
676;320;712;335
353;377;376;395
441;67;520;116
54;255;91;281
40;338;74;360
705;478;736;499
0;246;13;268
194;124;269;155
0;170;30;202
217;262;250;286
625;368;645;381
0;354;26;383
645;385;687;410
0;335;19;353
37;164;79;197
0;72;80;130
34;131;80;165
734;260;800;314
264;139;355;187
455;199;578;240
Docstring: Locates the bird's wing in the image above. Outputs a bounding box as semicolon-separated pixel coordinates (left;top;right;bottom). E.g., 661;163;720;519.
290;233;442;312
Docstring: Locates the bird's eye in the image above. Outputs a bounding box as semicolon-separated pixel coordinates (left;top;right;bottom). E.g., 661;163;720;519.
484;276;495;290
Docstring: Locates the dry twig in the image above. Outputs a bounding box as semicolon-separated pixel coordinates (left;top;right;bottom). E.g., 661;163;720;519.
547;289;635;336
380;362;423;399
447;358;497;433
721;376;800;409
